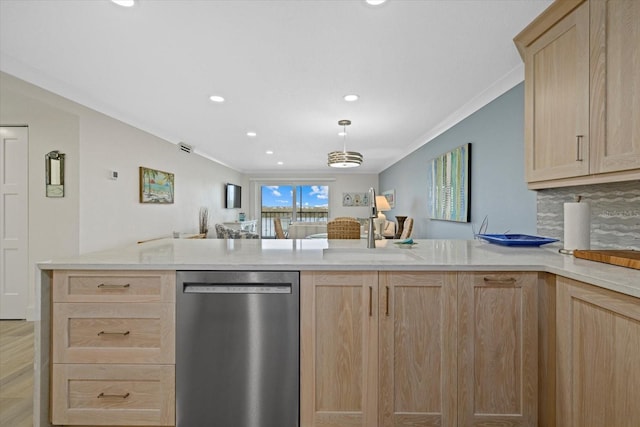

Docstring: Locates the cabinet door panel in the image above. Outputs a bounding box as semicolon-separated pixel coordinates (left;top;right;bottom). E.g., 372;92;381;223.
379;272;457;427
458;272;537;426
591;0;640;173
301;271;378;427
524;2;590;182
557;277;640;427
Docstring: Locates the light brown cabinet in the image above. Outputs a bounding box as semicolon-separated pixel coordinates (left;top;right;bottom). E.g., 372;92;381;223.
458;272;538;427
379;272;457;427
515;0;640;189
301;271;537;427
300;271;378;427
590;0;640;174
51;270;176;426
556;276;640;427
522;1;591;183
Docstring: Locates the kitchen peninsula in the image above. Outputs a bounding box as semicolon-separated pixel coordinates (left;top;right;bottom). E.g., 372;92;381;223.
36;238;640;427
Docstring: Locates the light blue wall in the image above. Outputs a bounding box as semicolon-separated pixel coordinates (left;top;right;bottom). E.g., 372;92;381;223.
379;83;537;239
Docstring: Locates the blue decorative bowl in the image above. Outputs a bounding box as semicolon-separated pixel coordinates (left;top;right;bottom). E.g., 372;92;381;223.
476;234;559;247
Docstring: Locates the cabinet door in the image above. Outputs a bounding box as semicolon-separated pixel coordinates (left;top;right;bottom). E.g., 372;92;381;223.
458;272;538;426
379;272;457;427
524;2;590;182
300;271;378;427
590;0;640;173
557;277;640;427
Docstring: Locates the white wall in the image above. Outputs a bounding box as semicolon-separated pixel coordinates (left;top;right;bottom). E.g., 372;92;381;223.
1;72;247;318
77;110;247;252
1;74;80;320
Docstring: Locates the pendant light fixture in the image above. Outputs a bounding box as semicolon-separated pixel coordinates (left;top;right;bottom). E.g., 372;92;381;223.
328;119;363;168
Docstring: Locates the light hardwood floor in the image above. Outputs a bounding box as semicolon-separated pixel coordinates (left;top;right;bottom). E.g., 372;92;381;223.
0;320;34;427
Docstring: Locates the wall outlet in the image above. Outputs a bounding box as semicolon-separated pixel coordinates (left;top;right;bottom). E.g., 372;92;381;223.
110;170;118;180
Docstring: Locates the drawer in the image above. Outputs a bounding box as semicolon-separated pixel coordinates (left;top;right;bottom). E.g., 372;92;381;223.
52;364;175;426
53;303;174;364
53;270;175;303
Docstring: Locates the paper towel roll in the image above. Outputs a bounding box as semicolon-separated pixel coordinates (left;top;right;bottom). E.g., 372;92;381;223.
564;202;591;251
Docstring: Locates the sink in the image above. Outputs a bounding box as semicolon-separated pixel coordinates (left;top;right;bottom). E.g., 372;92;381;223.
322;248;422;262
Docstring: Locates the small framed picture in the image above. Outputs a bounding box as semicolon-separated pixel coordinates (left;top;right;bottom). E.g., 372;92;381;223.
139;166;174;203
383;189;395;208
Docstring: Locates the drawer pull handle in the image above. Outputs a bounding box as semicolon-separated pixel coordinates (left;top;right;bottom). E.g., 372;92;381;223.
97;330;130;336
97;283;130;289
483;277;516;285
385;286;390;317
97;392;130;399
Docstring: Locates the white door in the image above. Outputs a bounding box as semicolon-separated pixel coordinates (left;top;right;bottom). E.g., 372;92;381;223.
0;126;28;319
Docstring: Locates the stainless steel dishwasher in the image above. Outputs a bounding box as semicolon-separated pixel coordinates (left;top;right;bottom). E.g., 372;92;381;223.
176;271;299;427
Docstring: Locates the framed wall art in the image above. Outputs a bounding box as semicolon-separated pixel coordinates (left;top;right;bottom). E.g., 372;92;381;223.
139;166;174;204
382;189;395;208
426;143;471;222
342;192;370;207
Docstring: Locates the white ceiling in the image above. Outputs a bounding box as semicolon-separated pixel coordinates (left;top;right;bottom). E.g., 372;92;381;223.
0;0;551;174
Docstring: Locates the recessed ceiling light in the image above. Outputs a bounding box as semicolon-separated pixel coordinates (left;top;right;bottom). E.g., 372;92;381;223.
277;161;284;165
111;0;136;7
247;132;257;137
266;150;274;155
209;95;225;103
366;0;387;5
344;94;359;102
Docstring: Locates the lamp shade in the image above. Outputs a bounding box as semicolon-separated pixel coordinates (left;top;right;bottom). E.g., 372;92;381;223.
376;195;391;211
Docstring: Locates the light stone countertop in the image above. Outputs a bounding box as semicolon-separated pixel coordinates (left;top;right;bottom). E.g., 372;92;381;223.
31;238;640;427
38;238;640;298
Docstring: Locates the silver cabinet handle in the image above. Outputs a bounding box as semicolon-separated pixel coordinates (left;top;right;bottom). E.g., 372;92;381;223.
97;392;130;399
576;135;584;161
97;330;130;336
97;283;130;289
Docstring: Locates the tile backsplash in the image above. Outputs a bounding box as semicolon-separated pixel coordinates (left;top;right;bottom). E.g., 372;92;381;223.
537;180;640;250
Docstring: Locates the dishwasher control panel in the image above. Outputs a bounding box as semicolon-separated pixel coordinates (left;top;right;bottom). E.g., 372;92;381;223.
183;284;292;294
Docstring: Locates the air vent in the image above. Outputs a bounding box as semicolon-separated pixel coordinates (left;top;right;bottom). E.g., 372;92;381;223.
178;142;193;154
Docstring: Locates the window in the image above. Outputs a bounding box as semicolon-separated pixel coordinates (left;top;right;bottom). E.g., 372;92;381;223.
260;184;329;238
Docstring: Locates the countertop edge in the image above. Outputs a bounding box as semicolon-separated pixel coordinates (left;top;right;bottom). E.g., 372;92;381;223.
36;239;640;299
37;263;639;299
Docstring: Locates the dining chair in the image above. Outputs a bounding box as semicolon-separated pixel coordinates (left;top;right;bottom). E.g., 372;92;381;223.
400;217;413;239
274;218;286;239
332;216;358;222
327;218;360;239
214;224;259;239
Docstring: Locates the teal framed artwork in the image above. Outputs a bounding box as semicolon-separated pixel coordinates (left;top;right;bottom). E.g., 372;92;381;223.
139;166;174;203
426;143;471;222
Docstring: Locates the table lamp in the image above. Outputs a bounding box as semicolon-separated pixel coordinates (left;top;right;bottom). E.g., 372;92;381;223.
374;195;391;237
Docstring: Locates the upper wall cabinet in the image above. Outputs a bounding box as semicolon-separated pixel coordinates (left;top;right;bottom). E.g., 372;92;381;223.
590;0;640;174
515;0;640;189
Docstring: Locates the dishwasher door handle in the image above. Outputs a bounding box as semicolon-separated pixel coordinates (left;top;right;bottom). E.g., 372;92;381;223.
183;283;292;294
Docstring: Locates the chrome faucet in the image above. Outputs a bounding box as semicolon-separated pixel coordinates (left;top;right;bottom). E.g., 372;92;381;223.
367;187;377;249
